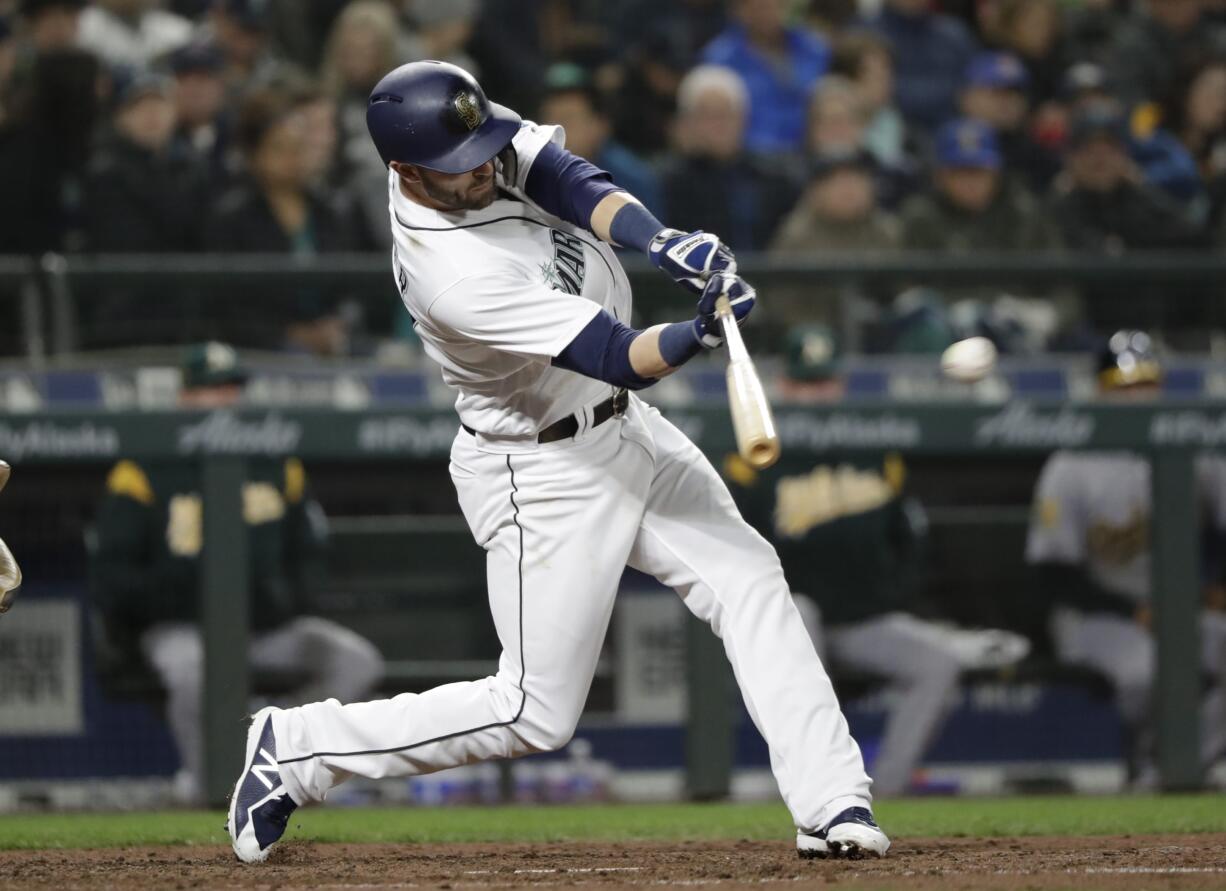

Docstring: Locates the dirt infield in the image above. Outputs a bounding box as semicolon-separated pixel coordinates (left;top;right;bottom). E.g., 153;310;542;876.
3;834;1226;890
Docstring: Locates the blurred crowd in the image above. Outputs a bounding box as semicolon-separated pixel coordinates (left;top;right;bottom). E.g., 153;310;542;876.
2;0;1226;355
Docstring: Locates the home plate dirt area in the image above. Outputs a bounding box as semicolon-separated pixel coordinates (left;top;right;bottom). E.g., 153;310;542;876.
3;835;1226;890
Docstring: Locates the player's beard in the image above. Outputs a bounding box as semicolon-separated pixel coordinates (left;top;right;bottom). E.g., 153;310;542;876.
419;169;497;211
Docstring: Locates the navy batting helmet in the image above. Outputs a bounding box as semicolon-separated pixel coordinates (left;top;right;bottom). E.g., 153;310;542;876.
366;61;521;174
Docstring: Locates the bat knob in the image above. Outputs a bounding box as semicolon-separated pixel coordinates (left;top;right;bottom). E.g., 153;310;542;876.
746;439;781;470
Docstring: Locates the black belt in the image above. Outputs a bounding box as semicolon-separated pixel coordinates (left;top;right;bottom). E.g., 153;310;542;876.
462;389;628;444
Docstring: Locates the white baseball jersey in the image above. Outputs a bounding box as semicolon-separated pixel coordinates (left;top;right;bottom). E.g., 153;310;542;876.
387;121;631;437
1026;451;1226;602
267;118;875;839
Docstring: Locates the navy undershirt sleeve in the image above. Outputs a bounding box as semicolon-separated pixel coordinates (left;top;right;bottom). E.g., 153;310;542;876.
608;200;666;253
553;309;655;390
524;142;624;230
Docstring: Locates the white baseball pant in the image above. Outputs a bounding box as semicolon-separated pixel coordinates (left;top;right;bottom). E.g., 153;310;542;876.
271;396;872;832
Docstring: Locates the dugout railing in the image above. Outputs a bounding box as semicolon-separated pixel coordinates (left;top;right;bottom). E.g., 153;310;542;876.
2;251;1226;360
3;401;1216;804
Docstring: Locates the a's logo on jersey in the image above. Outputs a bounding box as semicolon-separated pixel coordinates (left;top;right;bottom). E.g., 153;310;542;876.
773;463;895;538
541;230;587;296
453;92;482;130
1087;509;1149;566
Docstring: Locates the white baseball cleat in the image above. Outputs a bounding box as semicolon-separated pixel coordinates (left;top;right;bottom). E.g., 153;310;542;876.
227;706;298;863
797;806;890;860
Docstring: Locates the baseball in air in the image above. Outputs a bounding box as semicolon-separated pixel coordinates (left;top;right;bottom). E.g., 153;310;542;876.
941;336;997;383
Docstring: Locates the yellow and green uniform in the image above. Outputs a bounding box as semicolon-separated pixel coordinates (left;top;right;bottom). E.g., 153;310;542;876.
724;451;923;626
92;457;325;635
725;452;1028;797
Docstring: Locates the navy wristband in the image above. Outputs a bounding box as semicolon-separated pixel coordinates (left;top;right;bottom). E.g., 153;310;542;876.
658;320;703;368
608;201;667;253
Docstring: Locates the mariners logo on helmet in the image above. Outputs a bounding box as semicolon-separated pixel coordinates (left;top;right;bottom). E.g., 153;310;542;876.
454;92;482;130
366;61;520;172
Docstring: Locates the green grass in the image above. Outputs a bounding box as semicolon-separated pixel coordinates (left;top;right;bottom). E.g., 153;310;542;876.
0;796;1222;851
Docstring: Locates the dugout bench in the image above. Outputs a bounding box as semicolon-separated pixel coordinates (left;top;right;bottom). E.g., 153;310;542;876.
12;401;1210;805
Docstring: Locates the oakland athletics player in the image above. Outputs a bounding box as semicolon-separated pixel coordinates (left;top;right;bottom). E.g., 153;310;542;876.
1026;331;1226;786
729;326;1029;796
228;61;889;862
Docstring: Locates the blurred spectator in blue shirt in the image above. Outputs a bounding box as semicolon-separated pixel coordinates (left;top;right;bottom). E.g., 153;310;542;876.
959;51;1059;190
659;65;798;249
860;0;979;134
700;0;831;154
537;63;662;215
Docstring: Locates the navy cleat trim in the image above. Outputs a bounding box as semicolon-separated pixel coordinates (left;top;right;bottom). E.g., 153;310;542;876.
227;707;298;863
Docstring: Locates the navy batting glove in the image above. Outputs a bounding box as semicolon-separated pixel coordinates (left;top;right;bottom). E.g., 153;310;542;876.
649;229;737;294
694;272;756;348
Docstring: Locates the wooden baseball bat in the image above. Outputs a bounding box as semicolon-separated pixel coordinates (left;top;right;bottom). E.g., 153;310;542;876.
715;296;780;470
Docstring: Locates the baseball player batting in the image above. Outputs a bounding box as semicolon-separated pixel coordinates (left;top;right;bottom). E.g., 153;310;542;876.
227;61;888;863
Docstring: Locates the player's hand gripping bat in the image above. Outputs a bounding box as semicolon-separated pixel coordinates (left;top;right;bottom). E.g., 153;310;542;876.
0;460;21;615
714;297;780;470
